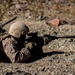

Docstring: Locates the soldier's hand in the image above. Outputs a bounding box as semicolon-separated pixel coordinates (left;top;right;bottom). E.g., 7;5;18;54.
25;42;36;51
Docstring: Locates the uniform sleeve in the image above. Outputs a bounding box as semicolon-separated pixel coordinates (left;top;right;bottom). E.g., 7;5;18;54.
2;37;31;63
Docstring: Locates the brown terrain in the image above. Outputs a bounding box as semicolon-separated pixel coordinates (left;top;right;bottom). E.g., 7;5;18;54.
0;0;75;75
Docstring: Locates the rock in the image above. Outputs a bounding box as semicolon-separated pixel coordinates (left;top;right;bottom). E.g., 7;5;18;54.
46;19;60;27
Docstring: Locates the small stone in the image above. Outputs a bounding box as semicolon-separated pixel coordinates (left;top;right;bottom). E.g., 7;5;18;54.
46;19;60;27
16;4;21;9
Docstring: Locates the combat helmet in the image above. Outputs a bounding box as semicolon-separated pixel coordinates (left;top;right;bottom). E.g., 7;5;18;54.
9;21;29;38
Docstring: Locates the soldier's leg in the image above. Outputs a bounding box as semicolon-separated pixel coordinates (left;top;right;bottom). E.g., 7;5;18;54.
2;37;31;63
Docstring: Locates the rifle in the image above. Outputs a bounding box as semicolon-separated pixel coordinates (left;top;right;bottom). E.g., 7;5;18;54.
43;35;75;45
0;16;17;42
0;16;17;32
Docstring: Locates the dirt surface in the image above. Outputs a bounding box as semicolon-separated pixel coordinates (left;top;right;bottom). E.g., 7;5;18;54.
1;0;75;75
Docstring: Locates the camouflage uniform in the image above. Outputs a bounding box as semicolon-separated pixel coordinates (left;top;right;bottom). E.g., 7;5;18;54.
2;36;31;63
2;22;33;63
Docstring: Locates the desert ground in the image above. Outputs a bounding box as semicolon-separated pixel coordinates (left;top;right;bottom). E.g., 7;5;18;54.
0;0;75;75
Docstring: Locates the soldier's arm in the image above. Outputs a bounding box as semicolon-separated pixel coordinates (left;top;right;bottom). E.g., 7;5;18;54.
2;37;31;63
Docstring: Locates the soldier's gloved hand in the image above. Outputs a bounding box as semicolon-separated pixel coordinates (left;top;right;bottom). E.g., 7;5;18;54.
25;42;36;51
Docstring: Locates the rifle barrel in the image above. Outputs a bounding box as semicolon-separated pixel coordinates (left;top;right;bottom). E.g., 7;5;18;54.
0;16;17;28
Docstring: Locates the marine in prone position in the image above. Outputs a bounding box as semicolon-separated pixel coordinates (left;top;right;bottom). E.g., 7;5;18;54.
2;21;36;63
